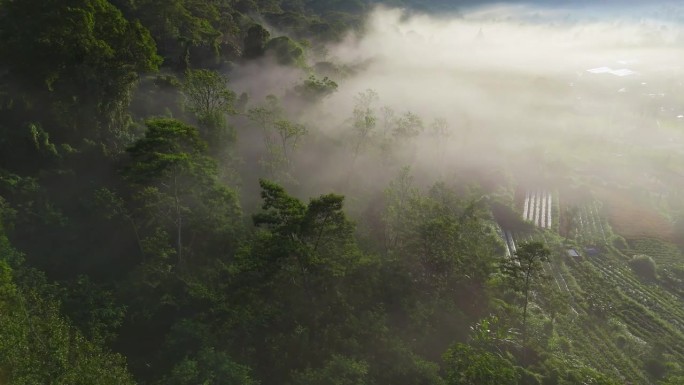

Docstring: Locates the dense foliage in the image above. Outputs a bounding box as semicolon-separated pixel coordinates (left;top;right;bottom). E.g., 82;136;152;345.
0;1;681;385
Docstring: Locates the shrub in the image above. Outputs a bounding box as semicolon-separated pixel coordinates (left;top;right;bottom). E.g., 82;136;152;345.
629;254;657;281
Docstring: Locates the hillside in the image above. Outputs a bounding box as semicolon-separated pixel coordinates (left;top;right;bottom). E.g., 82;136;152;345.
0;1;683;384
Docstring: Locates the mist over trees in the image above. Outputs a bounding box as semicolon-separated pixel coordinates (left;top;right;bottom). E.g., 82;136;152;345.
1;1;684;384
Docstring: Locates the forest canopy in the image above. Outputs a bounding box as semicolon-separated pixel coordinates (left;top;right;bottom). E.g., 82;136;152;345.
1;1;683;384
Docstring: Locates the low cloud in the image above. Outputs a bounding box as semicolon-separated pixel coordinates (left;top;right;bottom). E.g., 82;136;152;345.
233;3;684;202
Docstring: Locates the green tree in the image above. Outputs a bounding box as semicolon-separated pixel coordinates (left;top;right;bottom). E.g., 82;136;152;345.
244;24;271;59
295;75;339;103
443;343;519;385
0;0;161;149
60;275;126;344
124;118;240;267
163;347;257;385
501;241;550;350
118;119;241;380
0;222;134;384
123;0;224;68
393;111;424;140
248;96;307;182
469;315;520;355
661;375;684;385
274;119;308;167
347;89;378;178
182;68;237;150
385;111;424;164
383;169;499;296
379;169;502;355
429;117;451;177
265;36;305;66
233;180;370;382
252;179;357;281
292;355;370;385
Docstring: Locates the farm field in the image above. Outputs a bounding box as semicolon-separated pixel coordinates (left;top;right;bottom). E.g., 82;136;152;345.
522;190;553;229
510;184;684;384
564;200;610;246
594;186;676;242
629;237;684;267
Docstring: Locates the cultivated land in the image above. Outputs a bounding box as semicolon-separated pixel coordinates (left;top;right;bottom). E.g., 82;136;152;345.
489;66;684;383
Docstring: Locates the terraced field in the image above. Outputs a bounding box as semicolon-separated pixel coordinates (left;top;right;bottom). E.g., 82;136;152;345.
629;237;683;267
585;251;684;332
567;200;611;246
513;190;684;383
595;187;676;241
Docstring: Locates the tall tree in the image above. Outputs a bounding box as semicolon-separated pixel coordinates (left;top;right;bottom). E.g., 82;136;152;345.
244;24;271;59
273;119;308;168
182;68;237;153
252;179;357;283
429;117;451;177
233;180;371;383
501;241;550;352
294;75;338;103
0;0;161;150
248;96;307;183
347;89;378;180
122;0;224;68
124;118;240;267
443;343;519;385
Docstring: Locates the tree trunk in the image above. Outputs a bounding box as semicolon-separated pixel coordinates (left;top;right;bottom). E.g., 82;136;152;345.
522;261;533;362
174;174;182;265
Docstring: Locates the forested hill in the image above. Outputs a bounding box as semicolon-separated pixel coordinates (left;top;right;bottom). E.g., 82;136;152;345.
1;1;684;384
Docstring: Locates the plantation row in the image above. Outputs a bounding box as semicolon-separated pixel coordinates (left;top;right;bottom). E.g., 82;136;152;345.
629;237;683;266
523;190;553;229
497;221;672;382
621;299;684;348
556;311;648;383
569;201;609;245
544;253;571;296
561;262;668;384
565;203;683;320
586;255;684;330
579;253;684;365
506;230;517;255
617;296;684;361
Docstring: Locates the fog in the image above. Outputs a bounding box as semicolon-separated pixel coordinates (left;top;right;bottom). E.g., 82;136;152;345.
231;2;684;224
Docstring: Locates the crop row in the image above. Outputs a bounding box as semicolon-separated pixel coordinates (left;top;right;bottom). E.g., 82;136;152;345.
565;260;684;381
514;230;665;381
564;247;684;362
557;313;648;383
509;227;683;361
584;255;684;346
523;190;552;229
588;258;684;329
617;296;684;360
629;237;683;266
496;225;517;258
570;201;608;245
